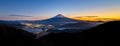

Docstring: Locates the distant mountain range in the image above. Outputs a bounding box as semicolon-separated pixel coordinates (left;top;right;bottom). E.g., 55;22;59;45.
0;20;22;27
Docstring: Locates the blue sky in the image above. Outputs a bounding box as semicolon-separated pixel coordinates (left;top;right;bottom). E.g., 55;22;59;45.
0;0;120;20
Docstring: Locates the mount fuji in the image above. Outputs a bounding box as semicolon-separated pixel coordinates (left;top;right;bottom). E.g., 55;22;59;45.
21;14;102;33
34;14;80;26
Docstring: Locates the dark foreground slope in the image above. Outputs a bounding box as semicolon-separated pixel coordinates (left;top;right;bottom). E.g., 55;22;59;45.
38;21;120;46
0;24;42;46
0;21;120;46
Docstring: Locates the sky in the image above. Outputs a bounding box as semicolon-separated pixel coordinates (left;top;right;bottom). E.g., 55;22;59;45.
0;0;120;20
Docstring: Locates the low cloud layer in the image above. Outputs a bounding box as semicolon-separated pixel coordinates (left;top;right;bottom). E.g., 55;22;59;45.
9;15;32;17
76;16;99;18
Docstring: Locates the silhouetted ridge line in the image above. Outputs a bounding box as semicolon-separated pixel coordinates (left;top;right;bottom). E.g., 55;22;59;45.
0;25;42;46
38;21;120;46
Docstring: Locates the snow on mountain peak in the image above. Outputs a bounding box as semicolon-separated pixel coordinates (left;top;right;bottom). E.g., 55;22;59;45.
54;14;65;18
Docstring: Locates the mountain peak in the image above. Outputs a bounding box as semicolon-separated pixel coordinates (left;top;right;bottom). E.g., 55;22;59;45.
54;14;65;18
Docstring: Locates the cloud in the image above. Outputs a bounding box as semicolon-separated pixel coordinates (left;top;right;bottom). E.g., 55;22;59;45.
75;16;99;18
84;16;98;18
75;17;82;18
9;15;32;17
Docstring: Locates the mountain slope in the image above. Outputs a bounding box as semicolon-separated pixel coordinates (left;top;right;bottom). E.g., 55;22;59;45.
0;21;119;46
34;14;79;25
0;24;43;46
38;21;120;46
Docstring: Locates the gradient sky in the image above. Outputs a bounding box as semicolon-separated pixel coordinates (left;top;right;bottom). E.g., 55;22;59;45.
0;0;120;20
